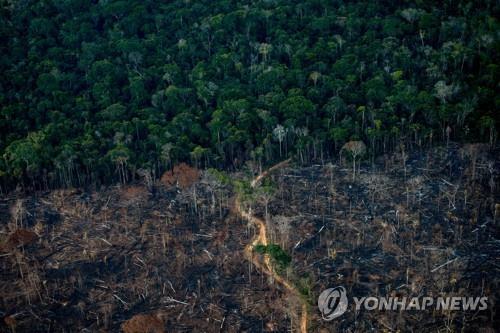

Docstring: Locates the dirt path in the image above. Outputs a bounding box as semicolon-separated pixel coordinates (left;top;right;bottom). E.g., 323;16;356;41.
235;159;308;333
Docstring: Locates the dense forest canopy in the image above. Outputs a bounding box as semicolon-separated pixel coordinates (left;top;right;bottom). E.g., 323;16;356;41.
0;0;498;190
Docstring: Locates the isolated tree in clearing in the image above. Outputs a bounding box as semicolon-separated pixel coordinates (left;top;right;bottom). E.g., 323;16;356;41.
340;141;367;181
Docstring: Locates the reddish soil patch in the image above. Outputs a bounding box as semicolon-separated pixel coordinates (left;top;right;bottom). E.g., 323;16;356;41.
1;229;37;252
121;313;164;333
160;163;200;189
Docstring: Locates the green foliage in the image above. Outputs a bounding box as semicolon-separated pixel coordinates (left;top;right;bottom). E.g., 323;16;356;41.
279;95;315;127
254;243;292;270
207;168;231;186
233;179;253;204
0;0;498;189
3;131;48;178
296;274;314;301
259;178;276;197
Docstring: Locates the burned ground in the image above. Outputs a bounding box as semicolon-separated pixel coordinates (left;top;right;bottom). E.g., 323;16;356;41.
0;174;292;332
1;144;499;332
258;144;499;332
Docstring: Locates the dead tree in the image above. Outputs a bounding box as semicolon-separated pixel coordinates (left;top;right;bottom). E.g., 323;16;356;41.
340;141;367;181
273;215;291;248
10;199;26;228
460;143;489;180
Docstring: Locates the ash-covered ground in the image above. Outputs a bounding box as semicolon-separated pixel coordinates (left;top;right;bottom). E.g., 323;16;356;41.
1;144;499;332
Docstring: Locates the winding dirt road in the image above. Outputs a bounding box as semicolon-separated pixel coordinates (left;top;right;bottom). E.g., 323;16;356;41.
235;159;308;333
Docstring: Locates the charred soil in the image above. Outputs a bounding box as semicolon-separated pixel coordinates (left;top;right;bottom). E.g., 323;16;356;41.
1;144;499;332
